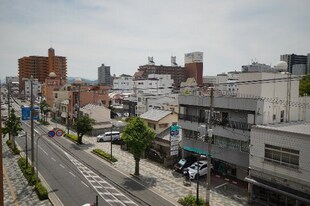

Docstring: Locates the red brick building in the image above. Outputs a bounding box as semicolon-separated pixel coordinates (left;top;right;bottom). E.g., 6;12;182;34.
18;48;67;93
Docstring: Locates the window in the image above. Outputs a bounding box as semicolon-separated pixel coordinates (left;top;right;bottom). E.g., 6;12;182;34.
280;110;284;122
264;144;299;168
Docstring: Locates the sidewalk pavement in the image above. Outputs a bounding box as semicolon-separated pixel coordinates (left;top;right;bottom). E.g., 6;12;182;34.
48;121;249;206
3;138;52;206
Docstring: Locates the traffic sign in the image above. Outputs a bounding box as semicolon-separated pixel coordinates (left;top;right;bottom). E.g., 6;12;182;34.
55;129;64;137
48;130;55;138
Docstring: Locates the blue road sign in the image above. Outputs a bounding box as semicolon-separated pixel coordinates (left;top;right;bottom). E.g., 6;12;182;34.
21;106;40;120
48;130;56;138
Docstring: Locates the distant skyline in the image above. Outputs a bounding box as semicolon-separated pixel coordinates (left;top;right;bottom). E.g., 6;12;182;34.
1;0;310;80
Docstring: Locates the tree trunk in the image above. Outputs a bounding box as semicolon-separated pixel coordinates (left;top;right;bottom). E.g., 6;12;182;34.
78;134;83;144
134;157;140;176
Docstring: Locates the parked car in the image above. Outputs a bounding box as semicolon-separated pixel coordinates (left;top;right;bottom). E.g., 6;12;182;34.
174;156;197;173
145;148;164;163
183;160;211;180
97;131;121;142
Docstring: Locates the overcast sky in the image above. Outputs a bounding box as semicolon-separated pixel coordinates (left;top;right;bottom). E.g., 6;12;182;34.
1;0;309;80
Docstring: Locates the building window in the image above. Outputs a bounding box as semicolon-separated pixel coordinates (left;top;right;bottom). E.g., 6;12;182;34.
280;110;284;122
264;144;299;168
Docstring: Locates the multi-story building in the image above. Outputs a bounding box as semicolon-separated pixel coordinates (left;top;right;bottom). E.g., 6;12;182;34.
184;52;203;86
242;62;273;73
280;53;310;75
135;57;186;88
112;74;133;92
178;72;310;181
133;74;173;95
247;123;310;206
24;78;42;98
98;64;112;86
18;48;67;92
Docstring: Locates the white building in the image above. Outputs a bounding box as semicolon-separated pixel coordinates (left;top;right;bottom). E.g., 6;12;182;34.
247;123;310;205
112;74;133;92
237;72;310;123
184;51;203;63
24;79;42;98
133;74;173;95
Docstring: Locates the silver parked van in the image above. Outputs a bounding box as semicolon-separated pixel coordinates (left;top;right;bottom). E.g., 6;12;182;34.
97;131;121;142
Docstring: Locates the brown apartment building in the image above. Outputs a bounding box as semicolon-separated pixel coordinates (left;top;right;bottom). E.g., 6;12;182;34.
18;48;67;93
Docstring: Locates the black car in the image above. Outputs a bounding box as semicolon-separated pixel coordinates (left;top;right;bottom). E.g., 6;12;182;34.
145;149;164;163
174;156;197;173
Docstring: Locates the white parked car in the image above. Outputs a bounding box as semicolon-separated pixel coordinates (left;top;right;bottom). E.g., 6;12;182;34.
184;160;211;180
97;131;121;142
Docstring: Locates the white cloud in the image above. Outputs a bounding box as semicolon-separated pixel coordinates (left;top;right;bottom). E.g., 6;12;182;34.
0;0;309;80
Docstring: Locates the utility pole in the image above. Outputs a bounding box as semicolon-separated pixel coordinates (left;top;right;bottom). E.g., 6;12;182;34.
67;98;70;134
7;82;11;140
0;80;4;206
30;76;35;174
206;87;214;205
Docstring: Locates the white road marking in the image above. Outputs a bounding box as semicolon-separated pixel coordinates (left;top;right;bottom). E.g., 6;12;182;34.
69;171;76;177
59;164;65;169
215;182;228;189
81;181;89;188
51;157;56;162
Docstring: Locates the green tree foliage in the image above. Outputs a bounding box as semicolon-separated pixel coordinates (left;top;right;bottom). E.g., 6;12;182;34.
39;100;50;122
300;74;310;96
121;117;156;176
73;115;95;144
3;109;23;149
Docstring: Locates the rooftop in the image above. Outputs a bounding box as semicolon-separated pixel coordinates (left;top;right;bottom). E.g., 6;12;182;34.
255;122;310;136
140;109;173;122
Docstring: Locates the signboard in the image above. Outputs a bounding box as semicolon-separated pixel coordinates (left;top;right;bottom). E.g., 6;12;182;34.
48;130;55;138
21;106;40;120
170;123;181;156
55;129;64;137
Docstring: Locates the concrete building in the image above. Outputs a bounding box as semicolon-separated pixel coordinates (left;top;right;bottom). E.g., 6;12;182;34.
247;123;310;205
178;73;310;181
280;53;310;75
242;62;273;73
98;64;112;86
184;52;203;86
112;74;133;92
133;74;173;95
18;48;67;92
180;78;199;96
135;57;186;88
6;76;18;84
24;78;42;98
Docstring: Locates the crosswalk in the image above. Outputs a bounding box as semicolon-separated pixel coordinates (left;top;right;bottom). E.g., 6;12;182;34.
64;152;137;206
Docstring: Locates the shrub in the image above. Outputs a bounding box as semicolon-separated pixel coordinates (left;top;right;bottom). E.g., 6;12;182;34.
6;140;12;147
92;148;117;162
64;133;78;142
6;140;20;155
35;182;48;200
178;194;205;206
12;147;20;155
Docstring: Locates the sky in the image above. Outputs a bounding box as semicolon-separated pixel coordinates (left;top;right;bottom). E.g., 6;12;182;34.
1;0;310;80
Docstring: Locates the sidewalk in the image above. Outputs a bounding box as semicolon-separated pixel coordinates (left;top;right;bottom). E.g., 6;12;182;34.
3;138;52;206
48;121;249;206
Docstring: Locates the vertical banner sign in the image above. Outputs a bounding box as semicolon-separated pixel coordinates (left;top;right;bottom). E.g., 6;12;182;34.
170;122;181;156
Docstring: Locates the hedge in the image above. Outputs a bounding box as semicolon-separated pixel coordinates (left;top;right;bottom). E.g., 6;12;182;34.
64;133;78;142
6;140;20;155
17;157;48;200
35;182;48;200
178;194;205;206
92;148;117;162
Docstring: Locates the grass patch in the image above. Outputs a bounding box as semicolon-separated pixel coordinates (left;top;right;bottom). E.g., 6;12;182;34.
178;194;206;206
92;148;117;162
35;182;48;200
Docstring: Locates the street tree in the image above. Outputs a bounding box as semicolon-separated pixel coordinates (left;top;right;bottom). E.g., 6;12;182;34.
121;117;156;176
73;115;95;144
299;74;310;96
3;108;23;148
39;100;50;123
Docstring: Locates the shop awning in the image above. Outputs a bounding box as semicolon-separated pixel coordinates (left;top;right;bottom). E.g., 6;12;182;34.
183;146;210;156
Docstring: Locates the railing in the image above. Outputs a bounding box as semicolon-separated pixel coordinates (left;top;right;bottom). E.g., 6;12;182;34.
179;114;252;131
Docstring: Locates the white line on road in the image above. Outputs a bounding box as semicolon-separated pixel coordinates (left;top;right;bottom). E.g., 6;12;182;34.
69;172;76;177
51;157;56;162
81;181;89;188
38;146;48;155
215;182;228;189
59;164;65;169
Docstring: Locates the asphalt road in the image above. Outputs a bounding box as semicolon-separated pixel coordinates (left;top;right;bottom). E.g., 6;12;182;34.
13;99;176;206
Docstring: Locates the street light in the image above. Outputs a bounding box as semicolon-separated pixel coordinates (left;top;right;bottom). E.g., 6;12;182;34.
35;132;46;181
74;78;82;138
110;122;114;162
18;131;28;168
